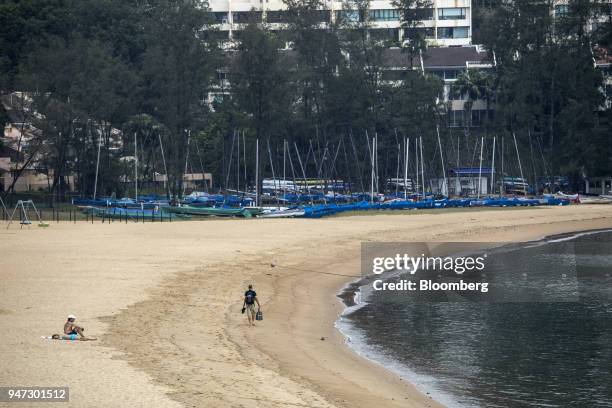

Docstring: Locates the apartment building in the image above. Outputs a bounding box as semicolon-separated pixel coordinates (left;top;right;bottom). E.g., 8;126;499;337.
207;0;472;46
379;45;494;127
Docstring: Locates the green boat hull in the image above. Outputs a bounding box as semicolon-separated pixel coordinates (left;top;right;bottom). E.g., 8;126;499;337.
83;207;188;220
167;205;256;218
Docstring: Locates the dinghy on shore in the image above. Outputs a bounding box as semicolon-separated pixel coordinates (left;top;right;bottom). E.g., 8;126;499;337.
257;208;306;218
82;206;186;220
166;205;259;218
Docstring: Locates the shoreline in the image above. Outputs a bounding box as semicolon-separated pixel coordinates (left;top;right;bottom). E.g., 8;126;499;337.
334;227;612;407
248;216;612;408
2;206;612;407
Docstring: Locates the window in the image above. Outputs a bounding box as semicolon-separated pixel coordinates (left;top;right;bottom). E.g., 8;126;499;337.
404;27;434;39
554;5;569;17
431;70;444;80
232;11;262;23
212;94;224;103
438;8;467;20
302;10;330;22
370;28;399;42
266;11;290;23
415;8;434;20
336;10;361;22
212;12;229;23
437;26;469;39
471;110;485;127
444;69;459;79
399;8;433;21
449;110;464;127
431;69;460;80
369;9;399;21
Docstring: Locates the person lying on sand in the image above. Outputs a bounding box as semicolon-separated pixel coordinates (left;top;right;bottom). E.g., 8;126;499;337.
243;284;261;326
64;314;88;339
50;334;97;341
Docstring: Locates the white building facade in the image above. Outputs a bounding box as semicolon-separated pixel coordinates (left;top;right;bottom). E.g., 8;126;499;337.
207;0;472;46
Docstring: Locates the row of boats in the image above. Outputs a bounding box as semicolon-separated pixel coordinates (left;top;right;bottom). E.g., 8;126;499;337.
73;192;609;220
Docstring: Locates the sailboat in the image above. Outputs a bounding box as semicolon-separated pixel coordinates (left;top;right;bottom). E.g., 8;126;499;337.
599;192;612;201
554;192;580;203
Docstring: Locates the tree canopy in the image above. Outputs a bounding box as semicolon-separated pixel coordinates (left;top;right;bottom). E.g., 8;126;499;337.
0;0;610;198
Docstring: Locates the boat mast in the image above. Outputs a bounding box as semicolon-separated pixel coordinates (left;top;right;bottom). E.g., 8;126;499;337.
395;129;400;197
93;125;102;200
329;141;342;200
236;129;240;193
528;129;537;193
366;131;373;203
134;132;138;201
501;135;505;196
419;136;425;200
477;136;484;199
436;126;447;197
456;133;460;197
294;142;312;205
267;139;279;208
255;138;259;207
395;142;400;196
491;136;496;196
224;130;235;192
308;140;318;180
415;138;419;199
283;139;286;200
404;137;409;200
375;133;379;197
182;130;191;198
194;139;207;192
512;132;525;195
243;131;247;195
158;131;170;199
349;131;365;194
366;135;376;203
286;140;298;196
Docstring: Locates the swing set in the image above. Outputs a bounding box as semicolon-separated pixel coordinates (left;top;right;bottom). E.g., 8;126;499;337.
4;199;48;229
0;195;6;221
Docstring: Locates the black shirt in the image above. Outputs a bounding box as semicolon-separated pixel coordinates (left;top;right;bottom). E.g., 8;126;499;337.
245;290;257;305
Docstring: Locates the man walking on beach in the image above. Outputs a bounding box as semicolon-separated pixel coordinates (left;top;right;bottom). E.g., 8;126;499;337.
243;284;261;326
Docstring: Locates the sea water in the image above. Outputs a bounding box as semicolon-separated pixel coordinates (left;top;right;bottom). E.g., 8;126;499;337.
337;230;612;408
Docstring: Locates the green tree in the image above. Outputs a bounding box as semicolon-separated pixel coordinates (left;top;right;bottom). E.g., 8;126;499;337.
232;21;290;142
391;0;432;68
476;0;609;186
283;0;343;140
140;0;216;198
454;69;494;130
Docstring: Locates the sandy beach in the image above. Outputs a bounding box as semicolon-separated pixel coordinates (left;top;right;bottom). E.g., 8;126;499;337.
1;205;612;408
